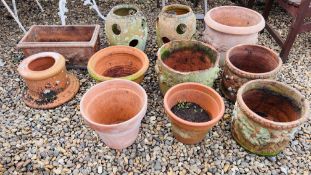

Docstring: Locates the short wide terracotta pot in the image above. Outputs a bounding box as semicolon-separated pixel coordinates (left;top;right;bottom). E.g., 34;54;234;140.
232;79;309;156
202;6;265;65
164;82;225;144
17;52;79;109
221;44;282;101
80;79;148;149
88;46;149;83
155;40;220;95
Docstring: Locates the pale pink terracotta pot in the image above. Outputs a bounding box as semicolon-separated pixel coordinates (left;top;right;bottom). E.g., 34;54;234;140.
202;6;265;66
80;79;148;149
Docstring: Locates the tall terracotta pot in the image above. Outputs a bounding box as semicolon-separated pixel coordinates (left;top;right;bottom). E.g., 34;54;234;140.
105;4;148;51
221;44;282;101
155;40;220;94
88;46;149;83
202;6;265;65
232;79;309;156
156;4;196;46
17;52;80;109
80;79;148;149
164;82;225;144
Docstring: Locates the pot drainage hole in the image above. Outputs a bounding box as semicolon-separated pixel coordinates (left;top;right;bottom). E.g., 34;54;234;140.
171;102;211;122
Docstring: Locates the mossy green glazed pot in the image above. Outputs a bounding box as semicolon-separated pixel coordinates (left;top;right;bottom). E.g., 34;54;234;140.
155;40;220;95
232;79;309;156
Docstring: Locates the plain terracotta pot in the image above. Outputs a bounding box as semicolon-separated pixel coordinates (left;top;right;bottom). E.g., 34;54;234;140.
105;4;148;50
164;82;225;144
221;44;282;101
80;79;148;149
156;4;196;46
232;79;309;156
155;40;220;94
202;6;265;66
88;46;149;83
17;52;79;109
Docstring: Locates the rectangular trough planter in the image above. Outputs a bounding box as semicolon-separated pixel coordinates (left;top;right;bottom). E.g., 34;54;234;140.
17;25;100;69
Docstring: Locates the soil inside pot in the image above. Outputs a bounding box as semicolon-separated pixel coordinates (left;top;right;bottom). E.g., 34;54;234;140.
163;49;213;72
243;89;301;122
171;102;211;122
229;50;278;73
103;65;139;77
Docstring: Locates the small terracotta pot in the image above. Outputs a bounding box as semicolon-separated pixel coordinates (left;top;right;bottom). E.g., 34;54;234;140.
202;6;265;66
88;46;149;83
155;40;220;94
105;4;148;50
221;44;282;101
17;52;80;109
164;82;225;144
156;4;196;46
80;79;148;149
232;79;309;156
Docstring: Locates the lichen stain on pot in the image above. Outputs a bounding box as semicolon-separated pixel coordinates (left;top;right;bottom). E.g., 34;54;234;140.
156;40;220;94
221;44;282;101
105;4;148;51
232;80;309;156
18;52;80;109
156;4;196;47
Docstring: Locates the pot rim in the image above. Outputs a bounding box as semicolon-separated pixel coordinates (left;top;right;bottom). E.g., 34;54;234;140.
157;40;220;75
204;6;265;35
164;82;225;127
161;4;194;18
17;52;65;80
80;79;148;129
88;45;149;81
225;44;282;79
237;79;309;130
109;4;142;18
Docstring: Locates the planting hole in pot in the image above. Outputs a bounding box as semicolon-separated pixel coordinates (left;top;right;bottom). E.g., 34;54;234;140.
112;24;121;35
141;19;146;28
162;48;214;72
242;89;301;122
176;23;187;34
114;7;137;16
86;89;142;125
210;7;262;27
129;39;139;47
165;6;190;15
28;57;55;71
94;53;142;78
162;37;170;44
229;46;279;73
171;102;211;122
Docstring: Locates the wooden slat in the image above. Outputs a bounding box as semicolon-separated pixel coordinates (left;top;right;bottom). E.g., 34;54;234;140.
299;22;311;33
265;23;285;46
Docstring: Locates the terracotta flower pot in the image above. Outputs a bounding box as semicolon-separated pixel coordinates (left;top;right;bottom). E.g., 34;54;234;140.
221;44;282;101
17;25;100;69
232;79;309;156
202;6;265;66
155;40;220;94
17;52;80;109
164;82;225;144
88;46;149;83
156;4;196;46
80;79;148;149
105;4;148;50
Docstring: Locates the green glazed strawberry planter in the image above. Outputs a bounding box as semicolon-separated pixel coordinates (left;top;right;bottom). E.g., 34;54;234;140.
155;40;220;94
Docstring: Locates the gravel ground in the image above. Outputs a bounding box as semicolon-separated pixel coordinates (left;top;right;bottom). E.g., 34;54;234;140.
0;0;310;174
